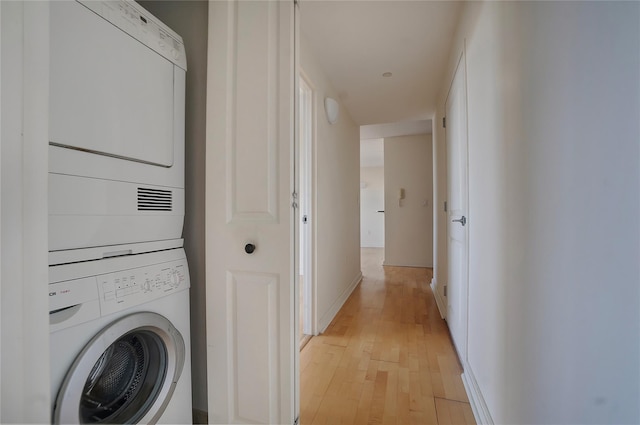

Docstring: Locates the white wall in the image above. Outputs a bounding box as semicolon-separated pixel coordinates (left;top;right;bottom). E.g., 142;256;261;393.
384;134;433;267
434;2;640;423
135;1;209;414
360;166;384;248
300;34;361;333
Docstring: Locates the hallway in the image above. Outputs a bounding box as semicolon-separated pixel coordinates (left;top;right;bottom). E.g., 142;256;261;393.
300;248;475;424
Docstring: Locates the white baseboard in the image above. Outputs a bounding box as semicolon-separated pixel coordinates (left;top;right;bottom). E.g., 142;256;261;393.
318;271;363;333
430;279;446;319
383;261;433;268
462;367;494;425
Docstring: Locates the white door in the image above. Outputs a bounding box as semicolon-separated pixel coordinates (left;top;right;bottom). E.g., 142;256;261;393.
360;188;385;248
205;1;297;424
445;52;469;362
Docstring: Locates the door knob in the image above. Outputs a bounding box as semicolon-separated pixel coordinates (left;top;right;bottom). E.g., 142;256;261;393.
244;243;256;254
452;216;467;226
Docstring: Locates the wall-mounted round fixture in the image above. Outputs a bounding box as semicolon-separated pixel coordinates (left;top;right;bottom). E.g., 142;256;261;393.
382;72;392;78
324;97;339;125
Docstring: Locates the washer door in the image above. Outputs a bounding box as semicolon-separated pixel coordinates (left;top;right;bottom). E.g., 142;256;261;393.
53;312;185;424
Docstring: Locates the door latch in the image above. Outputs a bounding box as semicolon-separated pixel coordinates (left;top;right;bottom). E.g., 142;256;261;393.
452;215;466;226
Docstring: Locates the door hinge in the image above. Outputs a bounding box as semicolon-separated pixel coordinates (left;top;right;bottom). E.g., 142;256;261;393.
444;201;447;212
444;285;447;297
292;191;298;209
442;117;446;128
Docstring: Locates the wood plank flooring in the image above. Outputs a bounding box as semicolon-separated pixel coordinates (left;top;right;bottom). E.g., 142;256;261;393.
300;248;475;425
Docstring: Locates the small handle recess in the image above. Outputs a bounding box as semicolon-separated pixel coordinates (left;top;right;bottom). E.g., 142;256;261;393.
245;243;256;254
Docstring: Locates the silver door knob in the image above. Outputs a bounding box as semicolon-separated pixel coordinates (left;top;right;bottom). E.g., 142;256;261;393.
452;216;466;226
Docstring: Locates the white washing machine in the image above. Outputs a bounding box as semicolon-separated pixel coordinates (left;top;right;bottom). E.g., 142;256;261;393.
49;248;192;424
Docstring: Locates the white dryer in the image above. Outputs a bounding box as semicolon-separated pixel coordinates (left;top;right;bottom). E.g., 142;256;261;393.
49;0;187;253
49;248;192;424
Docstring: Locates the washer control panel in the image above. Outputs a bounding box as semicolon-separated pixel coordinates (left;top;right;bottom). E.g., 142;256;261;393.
97;259;189;316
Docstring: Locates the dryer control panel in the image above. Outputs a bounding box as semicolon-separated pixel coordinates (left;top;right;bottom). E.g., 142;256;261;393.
97;259;188;316
77;0;187;70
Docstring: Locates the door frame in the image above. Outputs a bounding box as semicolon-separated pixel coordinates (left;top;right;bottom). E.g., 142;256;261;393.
1;2;51;422
298;69;317;337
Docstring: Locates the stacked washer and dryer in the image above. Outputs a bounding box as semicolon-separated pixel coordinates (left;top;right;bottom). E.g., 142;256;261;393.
48;1;192;423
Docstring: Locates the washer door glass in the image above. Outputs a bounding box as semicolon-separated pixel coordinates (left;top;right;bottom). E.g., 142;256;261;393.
54;312;185;425
81;330;166;423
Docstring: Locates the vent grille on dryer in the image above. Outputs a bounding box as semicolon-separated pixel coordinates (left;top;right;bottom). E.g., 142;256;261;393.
137;187;172;211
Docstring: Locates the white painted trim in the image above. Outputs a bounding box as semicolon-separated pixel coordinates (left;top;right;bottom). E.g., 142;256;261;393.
1;2;50;422
20;3;51;421
0;1;3;416
382;262;433;268
430;279;446;319
299;72;315;337
462;367;494;425
318;272;362;333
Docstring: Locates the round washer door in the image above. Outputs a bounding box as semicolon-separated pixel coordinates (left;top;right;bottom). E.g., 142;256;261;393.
53;312;185;425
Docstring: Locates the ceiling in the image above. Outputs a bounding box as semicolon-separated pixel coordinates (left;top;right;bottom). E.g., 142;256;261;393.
299;0;462;127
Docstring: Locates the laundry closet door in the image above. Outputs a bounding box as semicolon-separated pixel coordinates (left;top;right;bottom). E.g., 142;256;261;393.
205;1;297;424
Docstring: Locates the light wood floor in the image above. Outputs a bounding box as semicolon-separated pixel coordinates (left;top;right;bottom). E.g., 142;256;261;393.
300;248;475;425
